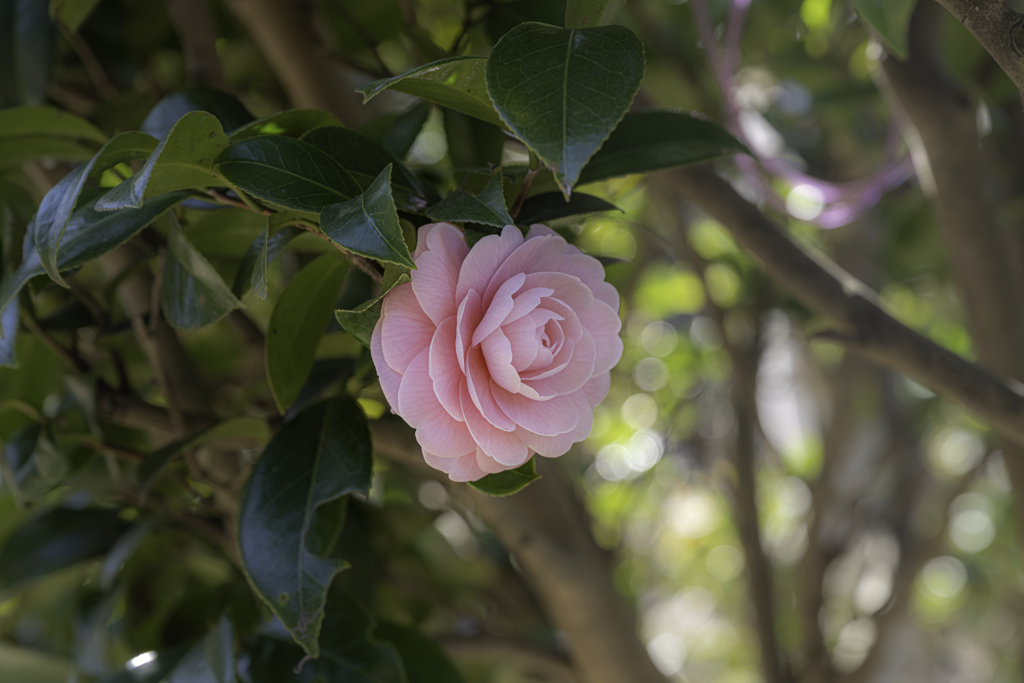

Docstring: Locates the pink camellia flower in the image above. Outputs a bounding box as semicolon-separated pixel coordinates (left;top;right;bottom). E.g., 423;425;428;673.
370;222;623;481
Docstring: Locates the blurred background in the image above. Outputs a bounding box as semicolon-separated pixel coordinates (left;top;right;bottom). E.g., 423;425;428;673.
2;0;1022;682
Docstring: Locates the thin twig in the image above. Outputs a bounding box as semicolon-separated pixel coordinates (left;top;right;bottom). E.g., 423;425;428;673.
19;308;88;373
61;26;119;100
510;154;541;220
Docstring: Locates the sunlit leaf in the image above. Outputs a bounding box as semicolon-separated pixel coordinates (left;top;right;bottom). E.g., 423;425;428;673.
486;22;645;197
228;109;342;142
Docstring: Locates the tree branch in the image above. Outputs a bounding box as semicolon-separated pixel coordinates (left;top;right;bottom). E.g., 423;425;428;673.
371;419;668;683
674;165;1024;448
932;0;1024;103
163;0;225;87
882;1;1024;527
223;0;363;125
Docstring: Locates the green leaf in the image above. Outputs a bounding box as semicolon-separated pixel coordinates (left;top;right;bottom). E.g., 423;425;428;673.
96;111;228;211
0;643;74;683
578;111;749;185
13;0;57;106
320;165;415;269
0;507;130;592
313;590;405;683
0;192;187;326
427;170;514;227
565;0;627;28
237;397;374;656
375;622;465;683
358;56;504;128
0;297;17;368
266;252;351;412
161;215;243;330
300;126;432;212
486;22;645;197
142;87;254;139
49;0;102;33
380;102;431;159
216;135;362;213
443;109;505;169
516;191;618;225
0;136;96;166
231;223;304;300
228;109;342;142
138;416;270;498
853;0;916;59
34;132;158;285
468;457;540;496
0;105;106;142
335;270;411;348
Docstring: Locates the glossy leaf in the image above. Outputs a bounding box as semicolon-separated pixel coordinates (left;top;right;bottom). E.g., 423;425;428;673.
375;622;465;683
0;507;130;591
161;216;243;330
49;0;102;33
853;0;916;59
231;223;304;300
266;252;350;412
335;269;411;348
34;132;158;285
138;416;270;497
516;191;618;225
0;192;187;326
142;87;254;139
381;102;431;159
312;590;405;682
565;0;626;28
358;56;503;128
228;109;341;142
486;22;645;197
300;126;431;212
320;165;415;268
0;105;106;142
216;135;362;213
96;111;228;211
0;136;96;166
577;111;749;184
427;170;513;227
469;457;540;496
237;397;373;656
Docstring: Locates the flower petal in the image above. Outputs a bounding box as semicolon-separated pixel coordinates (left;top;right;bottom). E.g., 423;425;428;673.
560;253;619;310
423;450;488;482
429;317;464;421
371;316;402;410
397;347;443;426
476;448;512;473
503;315;540;373
381;283;435;373
411;223;467;325
481;329;521;394
483;235;565;305
579;299;623;374
455;289;482;373
492;387;578;436
466;347;516;430
472;272;525;346
523;329;596;398
461;382;529;465
583;372;612;407
521;272;594;314
456;225;523;304
517;390;593;457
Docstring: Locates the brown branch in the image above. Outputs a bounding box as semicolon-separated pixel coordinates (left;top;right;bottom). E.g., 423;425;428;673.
882;2;1024;529
674;164;1024;449
371;419;668;683
932;0;1024;104
223;0;363;125
440;635;578;682
163;0;225;87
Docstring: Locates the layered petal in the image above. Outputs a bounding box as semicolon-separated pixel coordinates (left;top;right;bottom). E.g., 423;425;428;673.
461;382;529;465
411;223;468;325
579;299;623;375
493;387;578;437
381;283;435;373
456;225;523;303
429;317;463;421
371;316;401;410
423;451;488;482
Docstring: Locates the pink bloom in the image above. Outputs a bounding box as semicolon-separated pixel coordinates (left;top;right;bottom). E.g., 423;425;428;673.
371;223;623;481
